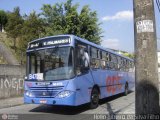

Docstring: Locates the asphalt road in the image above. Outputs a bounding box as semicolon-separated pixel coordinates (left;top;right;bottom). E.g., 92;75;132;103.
0;92;135;120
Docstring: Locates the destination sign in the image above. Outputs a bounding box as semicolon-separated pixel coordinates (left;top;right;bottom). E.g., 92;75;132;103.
28;37;71;49
42;38;70;46
30;43;39;48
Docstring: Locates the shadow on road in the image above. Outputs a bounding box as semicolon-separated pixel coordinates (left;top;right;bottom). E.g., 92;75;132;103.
29;91;133;115
30;103;90;115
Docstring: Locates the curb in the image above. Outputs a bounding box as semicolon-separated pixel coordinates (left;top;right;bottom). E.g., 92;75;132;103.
0;97;23;109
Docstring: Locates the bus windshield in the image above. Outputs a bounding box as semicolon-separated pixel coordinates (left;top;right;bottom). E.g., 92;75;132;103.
27;47;74;81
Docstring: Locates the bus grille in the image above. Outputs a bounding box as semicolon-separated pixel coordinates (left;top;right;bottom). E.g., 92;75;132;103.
29;86;64;98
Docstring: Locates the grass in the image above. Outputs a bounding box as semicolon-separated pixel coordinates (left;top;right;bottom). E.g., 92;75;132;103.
0;32;20;64
0;56;7;64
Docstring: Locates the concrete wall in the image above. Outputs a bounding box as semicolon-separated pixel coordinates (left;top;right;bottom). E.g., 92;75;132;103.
0;64;25;99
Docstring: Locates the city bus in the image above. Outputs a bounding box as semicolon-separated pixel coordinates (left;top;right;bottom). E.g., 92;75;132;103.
24;35;135;108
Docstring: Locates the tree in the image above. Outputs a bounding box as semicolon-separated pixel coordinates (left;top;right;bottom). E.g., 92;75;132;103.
79;5;102;44
41;3;65;35
2;1;103;64
18;11;45;64
19;11;45;52
64;0;80;35
122;52;134;59
5;7;23;51
0;10;8;32
41;0;102;44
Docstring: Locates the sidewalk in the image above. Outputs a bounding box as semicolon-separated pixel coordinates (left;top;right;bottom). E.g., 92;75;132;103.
118;100;135;114
0;97;23;109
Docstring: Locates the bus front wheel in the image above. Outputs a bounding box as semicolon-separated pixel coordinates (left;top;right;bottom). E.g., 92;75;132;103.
90;87;99;109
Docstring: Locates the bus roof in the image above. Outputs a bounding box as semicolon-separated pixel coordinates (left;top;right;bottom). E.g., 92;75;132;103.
29;34;133;61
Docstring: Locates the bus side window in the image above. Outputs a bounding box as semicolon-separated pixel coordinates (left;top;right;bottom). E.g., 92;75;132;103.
123;59;127;72
114;55;118;70
122;59;124;71
129;61;134;72
121;58;124;71
100;51;106;69
106;52;111;69
126;59;129;72
109;54;115;70
75;43;89;75
119;57;123;71
117;56;121;70
126;60;129;72
129;61;133;72
90;47;100;69
132;62;135;71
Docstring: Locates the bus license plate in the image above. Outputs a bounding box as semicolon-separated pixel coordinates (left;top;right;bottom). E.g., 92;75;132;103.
40;100;47;104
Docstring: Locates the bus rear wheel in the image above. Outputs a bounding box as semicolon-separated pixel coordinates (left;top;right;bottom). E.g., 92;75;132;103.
90;88;99;109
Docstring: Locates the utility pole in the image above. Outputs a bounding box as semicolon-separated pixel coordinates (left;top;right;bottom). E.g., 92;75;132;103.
133;0;159;115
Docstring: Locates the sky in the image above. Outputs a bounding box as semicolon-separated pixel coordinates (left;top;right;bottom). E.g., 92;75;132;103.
0;0;160;53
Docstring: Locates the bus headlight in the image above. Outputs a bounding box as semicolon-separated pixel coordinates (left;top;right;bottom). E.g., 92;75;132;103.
56;90;73;98
25;91;34;97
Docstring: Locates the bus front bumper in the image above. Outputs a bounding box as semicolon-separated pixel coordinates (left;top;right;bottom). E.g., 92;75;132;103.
24;92;76;106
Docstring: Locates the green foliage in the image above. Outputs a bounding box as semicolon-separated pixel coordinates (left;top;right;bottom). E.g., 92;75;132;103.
64;0;80;34
5;7;23;50
0;10;8;32
122;52;135;59
0;56;7;64
79;5;102;44
2;0;103;64
41;3;65;35
19;11;45;52
5;7;23;38
41;0;102;44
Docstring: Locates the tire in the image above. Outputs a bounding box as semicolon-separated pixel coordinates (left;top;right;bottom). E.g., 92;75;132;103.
90;87;99;109
124;83;128;96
